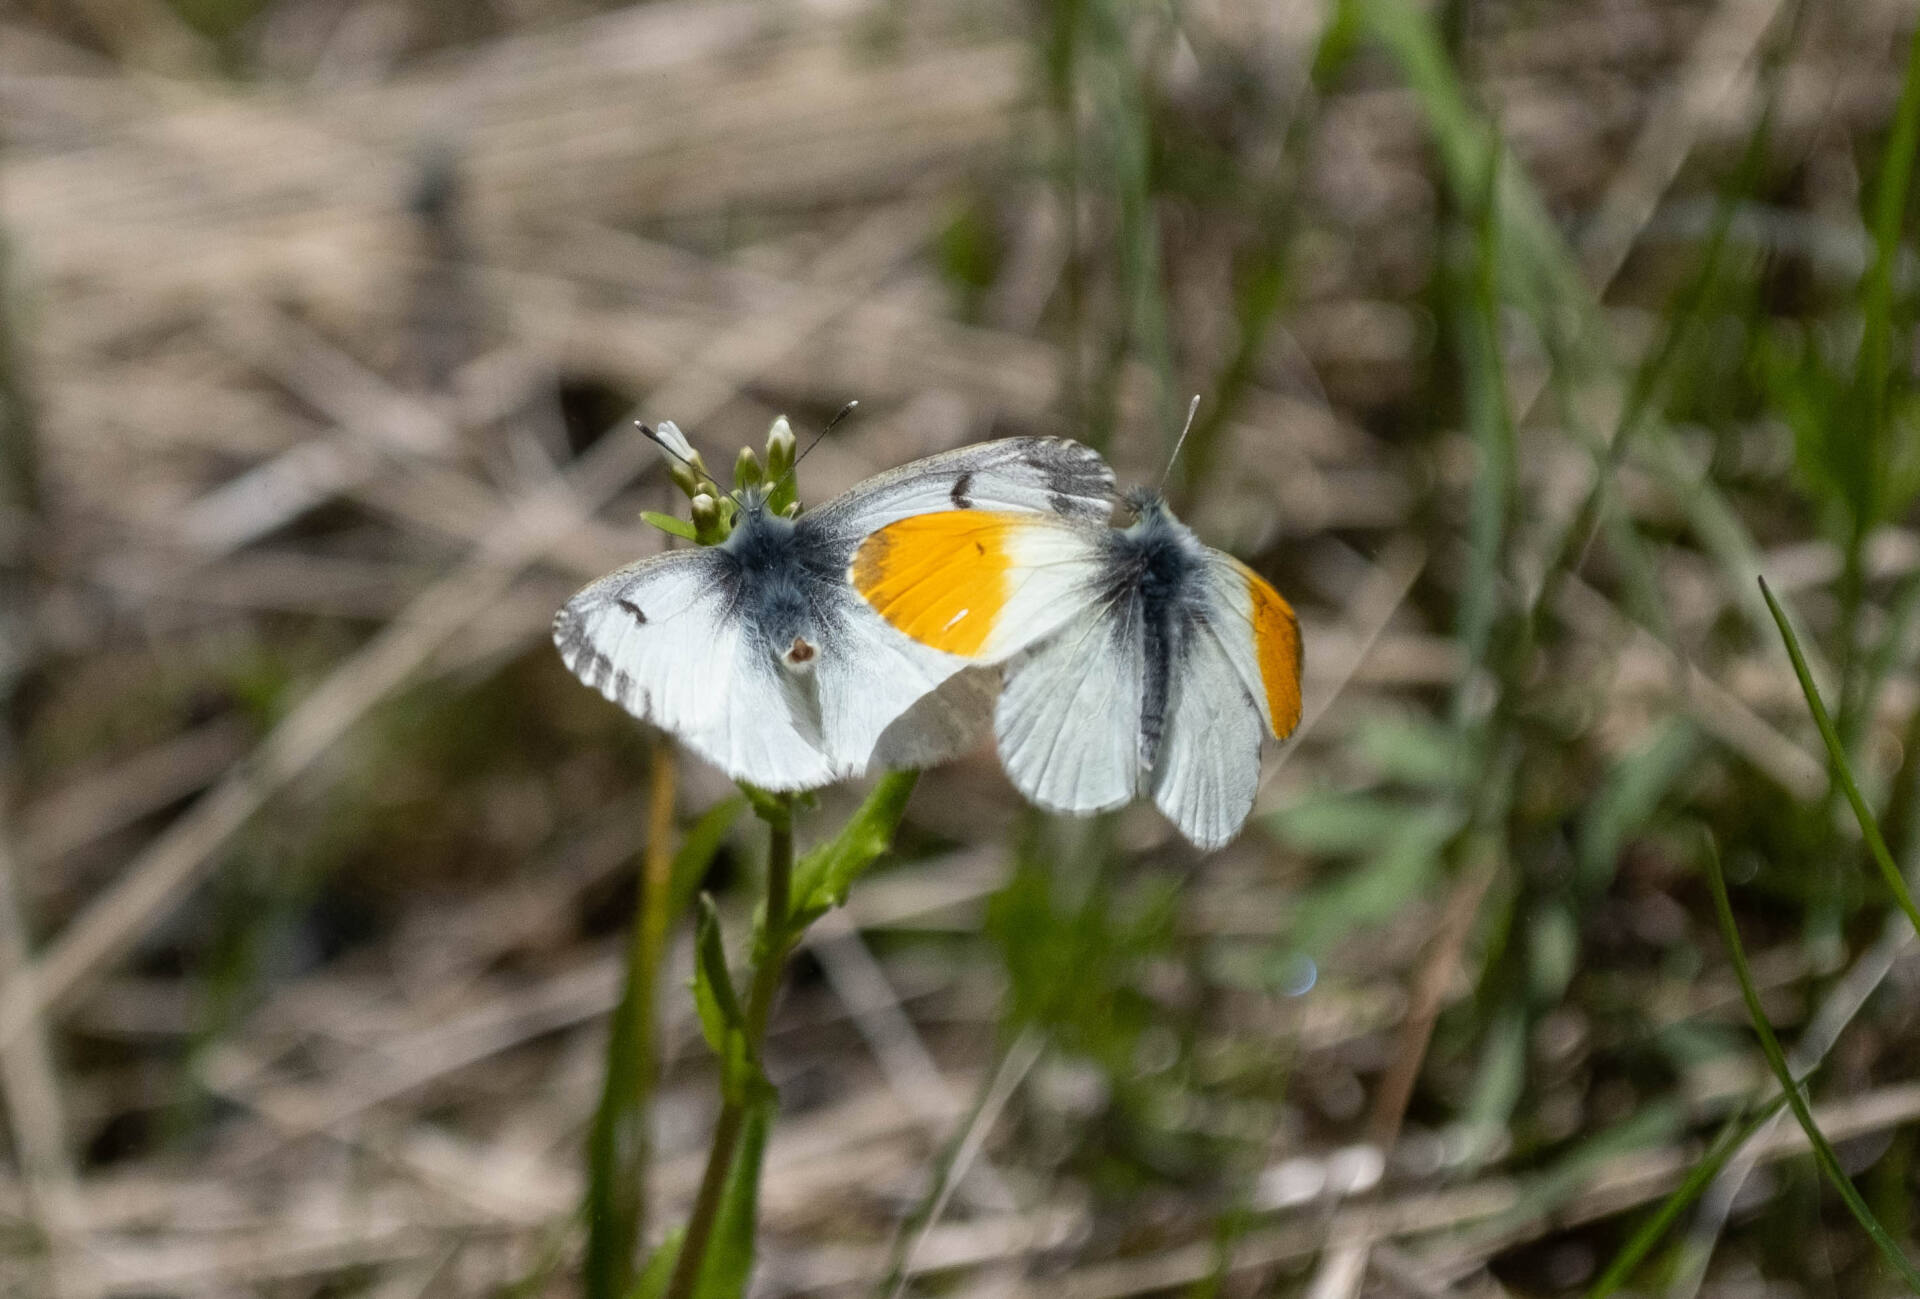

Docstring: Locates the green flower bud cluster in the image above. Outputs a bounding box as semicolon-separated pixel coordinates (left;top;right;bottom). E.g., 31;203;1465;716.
642;415;804;546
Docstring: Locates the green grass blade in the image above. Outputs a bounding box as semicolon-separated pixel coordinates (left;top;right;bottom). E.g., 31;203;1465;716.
1703;835;1920;1290
630;1230;683;1299
1856;14;1920;524
1453;128;1515;699
693;895;746;1043
1359;0;1561;295
586;778;740;1299
1759;576;1920;938
1363;0;1791;654
1585;1093;1787;1298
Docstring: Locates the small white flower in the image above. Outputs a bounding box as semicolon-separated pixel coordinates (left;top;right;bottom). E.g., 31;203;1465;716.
652;420;697;465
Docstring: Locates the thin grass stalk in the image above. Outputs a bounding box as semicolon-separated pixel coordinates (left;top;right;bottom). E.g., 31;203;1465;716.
1450;128;1514;718
1839;15;1920;753
583;739;679;1298
1562;32;1789;593
1101;15;1178;439
1044;0;1088;436
664;794;793;1299
1584;1093;1788;1298
1760;577;1920;938
1702;834;1920;1290
1179;7;1360;502
1856;573;1920;768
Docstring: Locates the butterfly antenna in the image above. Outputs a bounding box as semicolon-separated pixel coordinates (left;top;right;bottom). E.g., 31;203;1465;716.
793;400;858;471
1159;394;1203;491
766;399;859;499
638;421;747;508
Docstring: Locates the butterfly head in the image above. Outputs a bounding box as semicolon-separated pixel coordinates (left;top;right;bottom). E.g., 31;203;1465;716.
1120;488;1190;544
719;486;799;555
1122;486;1168;519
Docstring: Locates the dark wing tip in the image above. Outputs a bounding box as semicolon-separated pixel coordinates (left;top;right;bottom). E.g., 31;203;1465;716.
1015;436;1118;517
552;603;586;660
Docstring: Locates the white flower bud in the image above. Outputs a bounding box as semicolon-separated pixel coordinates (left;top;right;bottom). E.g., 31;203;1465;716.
765;415;796;477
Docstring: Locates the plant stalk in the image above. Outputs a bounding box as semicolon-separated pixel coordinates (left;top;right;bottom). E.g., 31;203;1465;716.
663;795;794;1299
583;739;677;1298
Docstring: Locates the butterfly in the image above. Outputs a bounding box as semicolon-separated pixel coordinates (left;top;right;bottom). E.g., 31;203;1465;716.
849;485;1302;848
553;435;1116;791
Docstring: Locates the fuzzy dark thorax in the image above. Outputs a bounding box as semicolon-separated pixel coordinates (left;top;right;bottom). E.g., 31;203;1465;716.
1099;492;1204;770
716;495;839;669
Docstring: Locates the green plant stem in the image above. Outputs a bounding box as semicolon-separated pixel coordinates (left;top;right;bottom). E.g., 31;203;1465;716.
664;796;794;1299
749;812;792;1040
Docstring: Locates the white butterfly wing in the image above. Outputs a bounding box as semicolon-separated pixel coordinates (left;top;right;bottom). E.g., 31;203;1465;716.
804;436;1113;774
553;549;729;735
870;665;1000;771
1195;551;1305;742
850;510;1116;663
559;437;1118;790
679;657;842;792
811;590;985;773
806;436;1115;549
994;599;1146;817
553;549;841;791
1150;621;1263;850
849;506;1146;811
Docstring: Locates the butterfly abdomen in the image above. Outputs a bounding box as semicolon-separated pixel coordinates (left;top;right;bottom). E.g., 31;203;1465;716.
1100;501;1203;775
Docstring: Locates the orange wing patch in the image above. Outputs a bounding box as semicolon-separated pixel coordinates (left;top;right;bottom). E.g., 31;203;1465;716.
850;511;1024;657
1244;568;1303;739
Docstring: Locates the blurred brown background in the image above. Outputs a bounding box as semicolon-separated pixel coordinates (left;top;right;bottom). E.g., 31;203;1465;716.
6;0;1920;1295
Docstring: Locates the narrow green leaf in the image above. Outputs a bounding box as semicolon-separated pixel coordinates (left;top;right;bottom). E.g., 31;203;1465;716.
693;895;765;1104
1454;125;1515;697
1458;1001;1527;1168
1586;1094;1788;1299
629;1230;683;1299
1703;834;1920;1290
641;511;699;541
1759;576;1920;939
1856;15;1920;529
692;895;745;1052
791;770;920;922
692;1099;773;1299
